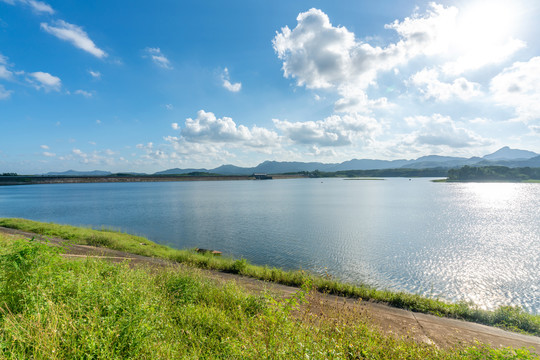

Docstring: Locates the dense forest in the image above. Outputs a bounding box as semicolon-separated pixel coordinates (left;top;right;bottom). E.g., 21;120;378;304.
447;166;540;182
303;168;449;178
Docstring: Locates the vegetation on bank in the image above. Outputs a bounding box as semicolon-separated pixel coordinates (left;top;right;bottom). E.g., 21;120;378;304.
447;166;540;182
1;218;540;338
290;168;450;178
1;236;536;359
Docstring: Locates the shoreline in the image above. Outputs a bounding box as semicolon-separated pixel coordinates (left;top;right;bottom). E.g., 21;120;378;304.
0;174;306;186
0;224;539;353
0;217;539;338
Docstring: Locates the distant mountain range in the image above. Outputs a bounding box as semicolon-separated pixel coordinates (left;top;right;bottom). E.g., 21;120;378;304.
44;146;540;176
44;170;113;176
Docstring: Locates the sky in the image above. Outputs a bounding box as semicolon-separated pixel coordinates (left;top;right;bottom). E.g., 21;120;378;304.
1;0;539;174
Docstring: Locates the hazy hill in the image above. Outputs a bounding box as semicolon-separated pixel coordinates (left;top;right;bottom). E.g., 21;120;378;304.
483;146;538;160
45;170;112;176
40;147;540;176
154;168;209;175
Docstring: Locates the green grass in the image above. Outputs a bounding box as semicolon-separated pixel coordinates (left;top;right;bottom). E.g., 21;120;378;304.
1;217;540;338
0;236;537;359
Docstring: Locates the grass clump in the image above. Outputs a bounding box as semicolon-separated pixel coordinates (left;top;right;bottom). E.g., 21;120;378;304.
0;235;537;359
1;217;540;337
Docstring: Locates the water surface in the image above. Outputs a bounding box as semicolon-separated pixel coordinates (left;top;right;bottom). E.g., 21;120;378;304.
1;178;538;313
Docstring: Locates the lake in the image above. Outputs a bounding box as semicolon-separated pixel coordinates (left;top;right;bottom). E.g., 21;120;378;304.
0;178;538;313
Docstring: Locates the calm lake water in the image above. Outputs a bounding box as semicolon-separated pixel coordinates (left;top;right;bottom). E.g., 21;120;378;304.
1;178;539;313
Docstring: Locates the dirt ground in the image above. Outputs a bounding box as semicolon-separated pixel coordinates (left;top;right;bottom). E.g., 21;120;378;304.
1;226;539;354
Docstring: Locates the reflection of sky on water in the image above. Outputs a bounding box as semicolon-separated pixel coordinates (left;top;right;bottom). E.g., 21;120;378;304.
0;179;538;313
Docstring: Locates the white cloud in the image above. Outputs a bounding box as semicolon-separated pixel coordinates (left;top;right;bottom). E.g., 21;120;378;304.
89;70;101;79
221;68;242;92
179;110;279;148
442;39;525;76
0;85;12;99
136;142;153;150
0;66;12;79
333;86;391;113
75;89;92;97
27;0;53;14
41;20;107;58
440;1;526;75
72;148;85;157
95;119;101;124
144;47;172;69
0;54;13;80
273;4;530;115
410;68;482;101
273;5;458;112
28;71;61;91
171;123;179;130
165;104;173;110
40;144;49;149
66;148;117;165
42;151;56;157
403;114;492;148
1;0;54;14
273;113;381;147
490;57;540;122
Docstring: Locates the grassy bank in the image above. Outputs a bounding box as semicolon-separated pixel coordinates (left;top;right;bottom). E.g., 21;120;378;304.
0;235;536;359
1;218;539;337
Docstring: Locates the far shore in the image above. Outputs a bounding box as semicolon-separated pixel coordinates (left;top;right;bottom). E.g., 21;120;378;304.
0;174;307;186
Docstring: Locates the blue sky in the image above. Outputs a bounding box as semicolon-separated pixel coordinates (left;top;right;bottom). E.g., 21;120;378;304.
1;0;539;173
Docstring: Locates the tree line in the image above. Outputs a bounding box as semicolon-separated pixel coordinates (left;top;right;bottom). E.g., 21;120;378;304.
447;166;540;181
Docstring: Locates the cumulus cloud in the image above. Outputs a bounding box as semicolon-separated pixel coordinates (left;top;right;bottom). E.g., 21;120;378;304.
273;5;458;112
40;144;49;149
42;151;56;157
490;57;540;122
410;68;482;101
273;4;529;114
273;113;381;147
179;110;279;148
41;20;107;58
1;0;54;14
144;47;172;69
404;114;492;148
221;68;242;92
28;71;61;91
